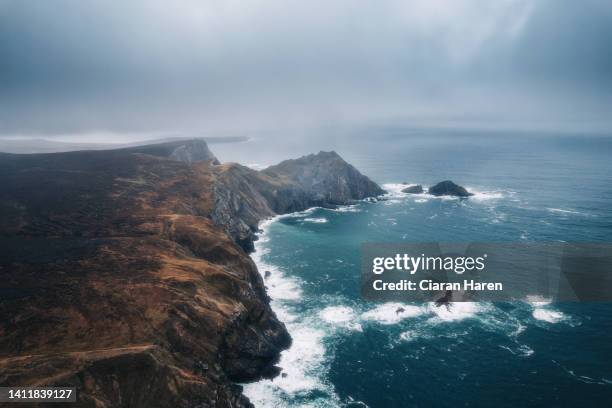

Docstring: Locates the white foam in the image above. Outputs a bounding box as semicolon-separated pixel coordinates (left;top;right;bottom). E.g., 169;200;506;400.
284;207;319;218
548;207;576;214
399;329;433;342
382;182;509;204
527;296;567;324
428;302;484;322
303;217;328;223
347;322;364;332
274;306;298;324
533;308;565;323
327;204;361;213
319;306;357;324
525;295;552;307
244;213;342;407
466;187;504;201
547;208;591;216
251;231;303;302
435;194;460;201
382;183;410;197
500;344;534;357
384;199;402;206
361;303;424;325
266;275;303;300
243;324;330;403
399;331;416;342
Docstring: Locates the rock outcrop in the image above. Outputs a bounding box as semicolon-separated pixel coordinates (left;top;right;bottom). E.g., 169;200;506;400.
0;140;382;407
210;151;384;250
402;184;424;194
169;140;220;164
262;151;386;209
429;180;473;197
123;138;220;164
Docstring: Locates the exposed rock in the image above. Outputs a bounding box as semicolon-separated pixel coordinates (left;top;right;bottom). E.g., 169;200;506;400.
169;140;220;165
0;143;383;407
429;180;473;197
211;151;385;249
435;290;453;312
123;138;220;165
262;151;386;208
402;184;424;194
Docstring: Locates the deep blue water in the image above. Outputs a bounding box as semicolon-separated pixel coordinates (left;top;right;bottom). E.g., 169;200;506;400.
231;130;612;407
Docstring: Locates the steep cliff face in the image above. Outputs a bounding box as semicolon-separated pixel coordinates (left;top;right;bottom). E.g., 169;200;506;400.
0;140;383;407
210;151;385;249
121;138;220;164
263;151;385;210
169;140;220;165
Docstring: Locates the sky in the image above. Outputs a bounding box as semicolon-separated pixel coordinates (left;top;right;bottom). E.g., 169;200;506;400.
1;0;611;141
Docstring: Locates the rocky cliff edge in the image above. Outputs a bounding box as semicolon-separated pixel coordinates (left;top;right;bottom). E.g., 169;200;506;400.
0;140;383;407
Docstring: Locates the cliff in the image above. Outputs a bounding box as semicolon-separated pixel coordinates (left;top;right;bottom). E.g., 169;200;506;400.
121;138;221;164
0;140;383;407
211;150;385;250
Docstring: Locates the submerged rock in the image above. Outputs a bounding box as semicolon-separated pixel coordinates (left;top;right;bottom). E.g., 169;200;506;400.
429;180;473;197
401;185;424;194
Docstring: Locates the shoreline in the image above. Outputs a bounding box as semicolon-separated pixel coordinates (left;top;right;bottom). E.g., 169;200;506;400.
243;206;347;407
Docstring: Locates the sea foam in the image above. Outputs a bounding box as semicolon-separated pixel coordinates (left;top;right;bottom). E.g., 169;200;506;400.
319;305;357;324
243;215;342;407
428;302;484;322
532;308;565;323
303;217;328;223
361;303;424;325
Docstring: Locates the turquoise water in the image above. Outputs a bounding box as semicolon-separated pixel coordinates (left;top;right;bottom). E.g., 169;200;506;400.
239;131;612;407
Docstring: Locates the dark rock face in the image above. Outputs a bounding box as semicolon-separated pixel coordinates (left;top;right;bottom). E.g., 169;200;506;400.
0;143;383;407
211;151;385;249
402;184;424;194
429;180;473;197
263;151;385;208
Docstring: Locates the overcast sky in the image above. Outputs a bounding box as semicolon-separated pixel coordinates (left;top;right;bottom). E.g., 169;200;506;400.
1;0;611;140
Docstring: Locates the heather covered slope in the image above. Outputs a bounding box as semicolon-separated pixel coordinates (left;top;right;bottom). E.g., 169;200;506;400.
0;150;285;407
0;140;383;407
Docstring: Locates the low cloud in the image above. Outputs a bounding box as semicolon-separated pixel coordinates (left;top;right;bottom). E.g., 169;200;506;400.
1;0;611;139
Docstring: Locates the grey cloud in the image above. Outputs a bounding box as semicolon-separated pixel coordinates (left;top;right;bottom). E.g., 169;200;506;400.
0;0;611;139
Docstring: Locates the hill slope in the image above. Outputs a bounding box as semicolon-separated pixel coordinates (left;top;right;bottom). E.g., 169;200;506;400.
0;140;383;407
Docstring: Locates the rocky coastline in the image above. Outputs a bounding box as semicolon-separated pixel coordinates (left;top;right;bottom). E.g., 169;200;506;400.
0;139;383;407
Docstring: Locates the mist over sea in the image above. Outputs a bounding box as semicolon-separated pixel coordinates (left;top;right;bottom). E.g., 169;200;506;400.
217;130;612;407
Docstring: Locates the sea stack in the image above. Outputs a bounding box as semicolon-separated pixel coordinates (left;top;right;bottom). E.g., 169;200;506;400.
429;180;473;197
401;184;424;194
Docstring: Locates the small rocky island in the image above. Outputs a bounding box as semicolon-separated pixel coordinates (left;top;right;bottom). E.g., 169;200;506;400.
401;184;424;194
0;139;384;408
429;180;473;197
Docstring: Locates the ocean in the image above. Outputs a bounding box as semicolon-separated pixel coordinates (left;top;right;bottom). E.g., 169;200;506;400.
217;129;612;407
